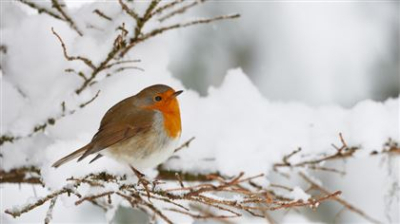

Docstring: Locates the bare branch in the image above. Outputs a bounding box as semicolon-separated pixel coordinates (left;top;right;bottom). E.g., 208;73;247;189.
18;0;63;20
118;0;140;21
274;133;359;172
44;197;57;224
79;90;100;108
174;137;196;153
103;59;141;70
158;0;206;22
4;169;339;222
114;66;145;73
51;28;95;70
282;147;302;165
93;9;112;21
0;166;42;185
371;138;400;155
75;191;114;206
5;186;81;218
0;89;101;145
143;0;162;21
151;0;184;16
5;0;241;145
299;172;382;224
50;0;83;36
120;13;241;57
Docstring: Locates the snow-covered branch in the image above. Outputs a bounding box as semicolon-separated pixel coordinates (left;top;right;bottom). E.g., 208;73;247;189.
2;1;398;223
3;169;340;222
3;137;397;223
0;0;240;146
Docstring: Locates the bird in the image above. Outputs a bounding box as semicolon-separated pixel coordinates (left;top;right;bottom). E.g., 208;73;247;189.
52;84;183;171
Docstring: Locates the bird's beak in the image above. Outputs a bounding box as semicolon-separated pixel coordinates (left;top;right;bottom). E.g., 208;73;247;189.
171;90;183;98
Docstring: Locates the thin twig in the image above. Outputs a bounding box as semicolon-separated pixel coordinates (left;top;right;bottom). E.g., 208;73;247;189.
75;191;114;205
114;66;145;73
103;59;141;70
118;0;140;21
299;172;382;224
79;90;100;108
51;28;95;70
18;0;63;20
44;197;57;224
174;137;196;153
151;0;184;16
50;0;83;36
158;0;206;22
269;191;342;211
93;9;112;21
120;14;240;57
5;186;81;218
274;133;359;170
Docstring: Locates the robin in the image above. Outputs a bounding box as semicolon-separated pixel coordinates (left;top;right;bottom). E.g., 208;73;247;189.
52;84;183;170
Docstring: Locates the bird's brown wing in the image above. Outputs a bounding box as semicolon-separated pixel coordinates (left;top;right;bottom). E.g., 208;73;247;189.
78;102;155;161
98;95;137;128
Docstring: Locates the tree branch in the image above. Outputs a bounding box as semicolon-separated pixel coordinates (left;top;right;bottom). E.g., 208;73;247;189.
18;0;63;20
120;14;240;57
51;28;95;70
50;0;83;36
299;172;382;224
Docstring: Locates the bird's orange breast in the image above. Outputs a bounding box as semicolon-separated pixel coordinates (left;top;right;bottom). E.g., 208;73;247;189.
160;98;181;138
142;89;182;138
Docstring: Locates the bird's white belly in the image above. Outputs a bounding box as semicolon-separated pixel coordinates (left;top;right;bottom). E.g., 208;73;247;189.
102;135;180;170
102;111;180;170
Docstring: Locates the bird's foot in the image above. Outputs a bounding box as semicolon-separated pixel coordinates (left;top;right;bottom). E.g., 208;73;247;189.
129;166;151;200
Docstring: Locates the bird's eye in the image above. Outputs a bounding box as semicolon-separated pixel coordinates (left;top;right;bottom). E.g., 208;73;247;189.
154;96;162;102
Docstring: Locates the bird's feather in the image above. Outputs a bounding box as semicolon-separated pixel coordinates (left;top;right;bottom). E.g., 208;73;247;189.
51;144;91;168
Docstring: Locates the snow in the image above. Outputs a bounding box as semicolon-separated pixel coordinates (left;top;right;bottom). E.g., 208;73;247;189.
282;212;325;224
167;68;398;176
1;1;399;224
287;186;310;202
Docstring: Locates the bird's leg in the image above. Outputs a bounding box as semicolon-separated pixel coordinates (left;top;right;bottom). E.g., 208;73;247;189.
130;165;145;178
129;166;151;200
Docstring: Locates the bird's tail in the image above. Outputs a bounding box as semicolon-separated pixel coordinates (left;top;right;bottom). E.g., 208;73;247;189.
52;144;91;168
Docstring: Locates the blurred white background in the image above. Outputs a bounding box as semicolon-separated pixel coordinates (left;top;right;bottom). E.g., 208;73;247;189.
165;1;399;107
